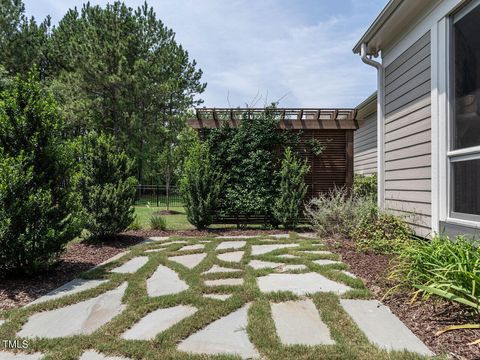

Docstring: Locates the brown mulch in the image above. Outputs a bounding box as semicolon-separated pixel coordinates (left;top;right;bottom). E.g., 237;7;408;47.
0;234;144;310
153;210;182;215
325;237;480;360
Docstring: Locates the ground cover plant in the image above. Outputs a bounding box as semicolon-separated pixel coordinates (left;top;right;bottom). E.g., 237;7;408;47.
0;234;434;360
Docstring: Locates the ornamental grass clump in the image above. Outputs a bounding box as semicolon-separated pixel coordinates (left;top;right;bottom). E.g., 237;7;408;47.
391;235;480;343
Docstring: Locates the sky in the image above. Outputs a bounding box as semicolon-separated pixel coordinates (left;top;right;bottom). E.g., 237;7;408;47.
23;0;386;108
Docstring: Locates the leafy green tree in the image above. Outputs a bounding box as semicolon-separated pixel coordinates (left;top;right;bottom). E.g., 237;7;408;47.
0;74;81;274
0;0;50;78
49;1;206;183
273;147;310;229
73;131;138;239
180;141;224;229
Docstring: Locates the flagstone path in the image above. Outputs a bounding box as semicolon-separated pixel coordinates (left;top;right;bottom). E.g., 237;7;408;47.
0;234;433;359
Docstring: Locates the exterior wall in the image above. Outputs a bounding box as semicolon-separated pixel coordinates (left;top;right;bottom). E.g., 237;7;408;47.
354;112;377;175
383;31;432;238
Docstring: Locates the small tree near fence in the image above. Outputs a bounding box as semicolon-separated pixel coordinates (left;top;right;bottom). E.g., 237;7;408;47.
180;141;224;229
273;147;310;229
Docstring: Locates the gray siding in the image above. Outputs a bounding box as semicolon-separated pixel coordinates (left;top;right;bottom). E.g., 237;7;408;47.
384;31;432;238
354;112;377;175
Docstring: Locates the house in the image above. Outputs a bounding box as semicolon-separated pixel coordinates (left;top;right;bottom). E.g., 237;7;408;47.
353;0;480;238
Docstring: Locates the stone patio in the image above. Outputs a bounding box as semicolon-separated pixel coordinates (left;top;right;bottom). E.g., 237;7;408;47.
3;235;433;359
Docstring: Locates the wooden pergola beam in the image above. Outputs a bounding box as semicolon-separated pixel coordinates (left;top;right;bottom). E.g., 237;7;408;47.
189;107;360;130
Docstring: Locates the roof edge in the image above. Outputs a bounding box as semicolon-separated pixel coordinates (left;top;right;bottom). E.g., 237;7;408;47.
352;0;404;55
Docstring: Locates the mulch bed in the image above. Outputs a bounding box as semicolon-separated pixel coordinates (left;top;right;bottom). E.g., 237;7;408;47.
0;234;144;310
0;228;297;311
326;237;480;360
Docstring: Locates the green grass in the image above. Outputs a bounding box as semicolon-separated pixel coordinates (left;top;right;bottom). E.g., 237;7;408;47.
134;206;194;231
0;234;443;360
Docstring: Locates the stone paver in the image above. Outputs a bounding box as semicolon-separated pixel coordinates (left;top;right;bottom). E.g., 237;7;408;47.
216;241;246;250
297;232;318;239
202;265;242;274
249;259;283;269
277;254;297;259
122;305;197;340
215;235;257;239
301;250;332;255
341;270;358;279
141;236;170;244
0;320;4;326
271;299;335;345
257;273;351;295
17;283;127;338
251;244;298;255
313;259;342;266
203;294;232;301
217;251;244;262
147;265;188;297
79;351;130;360
169;253;207;269
145;248;164;253
180;244;204;251
340;300;433;355
205;278;244;286
110;256;148;274
269;234;290;239
27;279;108;306
178;304;260;359
249;260;306;272
148;236;170;242
0;353;43;360
97;251;129;267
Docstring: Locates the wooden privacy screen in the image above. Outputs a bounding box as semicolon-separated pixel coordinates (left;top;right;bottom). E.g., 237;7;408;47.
188;108;358;203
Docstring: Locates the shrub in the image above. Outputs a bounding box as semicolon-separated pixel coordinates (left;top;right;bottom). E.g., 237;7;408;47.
0;75;81;274
305;187;373;238
353;173;377;201
150;214;167;230
180;141;224;229
74;132;137;239
273;147;310;229
391;235;480;307
351;211;413;254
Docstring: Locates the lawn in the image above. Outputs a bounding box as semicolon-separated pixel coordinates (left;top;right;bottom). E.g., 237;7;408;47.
0;234;434;360
134;206;194;231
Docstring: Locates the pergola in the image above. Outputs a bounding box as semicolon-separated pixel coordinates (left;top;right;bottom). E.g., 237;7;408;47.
188;108;359;130
188;107;362;224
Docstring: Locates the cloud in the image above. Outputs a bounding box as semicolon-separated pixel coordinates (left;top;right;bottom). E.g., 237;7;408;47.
23;0;386;108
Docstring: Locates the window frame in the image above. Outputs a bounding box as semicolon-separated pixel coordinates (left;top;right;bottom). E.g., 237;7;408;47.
447;0;480;224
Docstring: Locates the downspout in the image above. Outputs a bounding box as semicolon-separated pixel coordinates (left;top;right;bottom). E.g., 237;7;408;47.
361;43;385;209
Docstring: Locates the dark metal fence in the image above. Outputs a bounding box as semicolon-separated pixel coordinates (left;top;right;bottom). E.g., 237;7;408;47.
135;185;183;207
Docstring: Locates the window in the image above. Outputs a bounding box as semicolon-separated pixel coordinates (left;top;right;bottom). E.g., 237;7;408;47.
450;2;480;222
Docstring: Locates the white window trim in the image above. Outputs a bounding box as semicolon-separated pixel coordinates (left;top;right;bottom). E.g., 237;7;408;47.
442;0;480;227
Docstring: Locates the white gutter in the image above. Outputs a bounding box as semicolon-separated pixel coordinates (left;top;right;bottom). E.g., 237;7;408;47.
361;43;385;209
